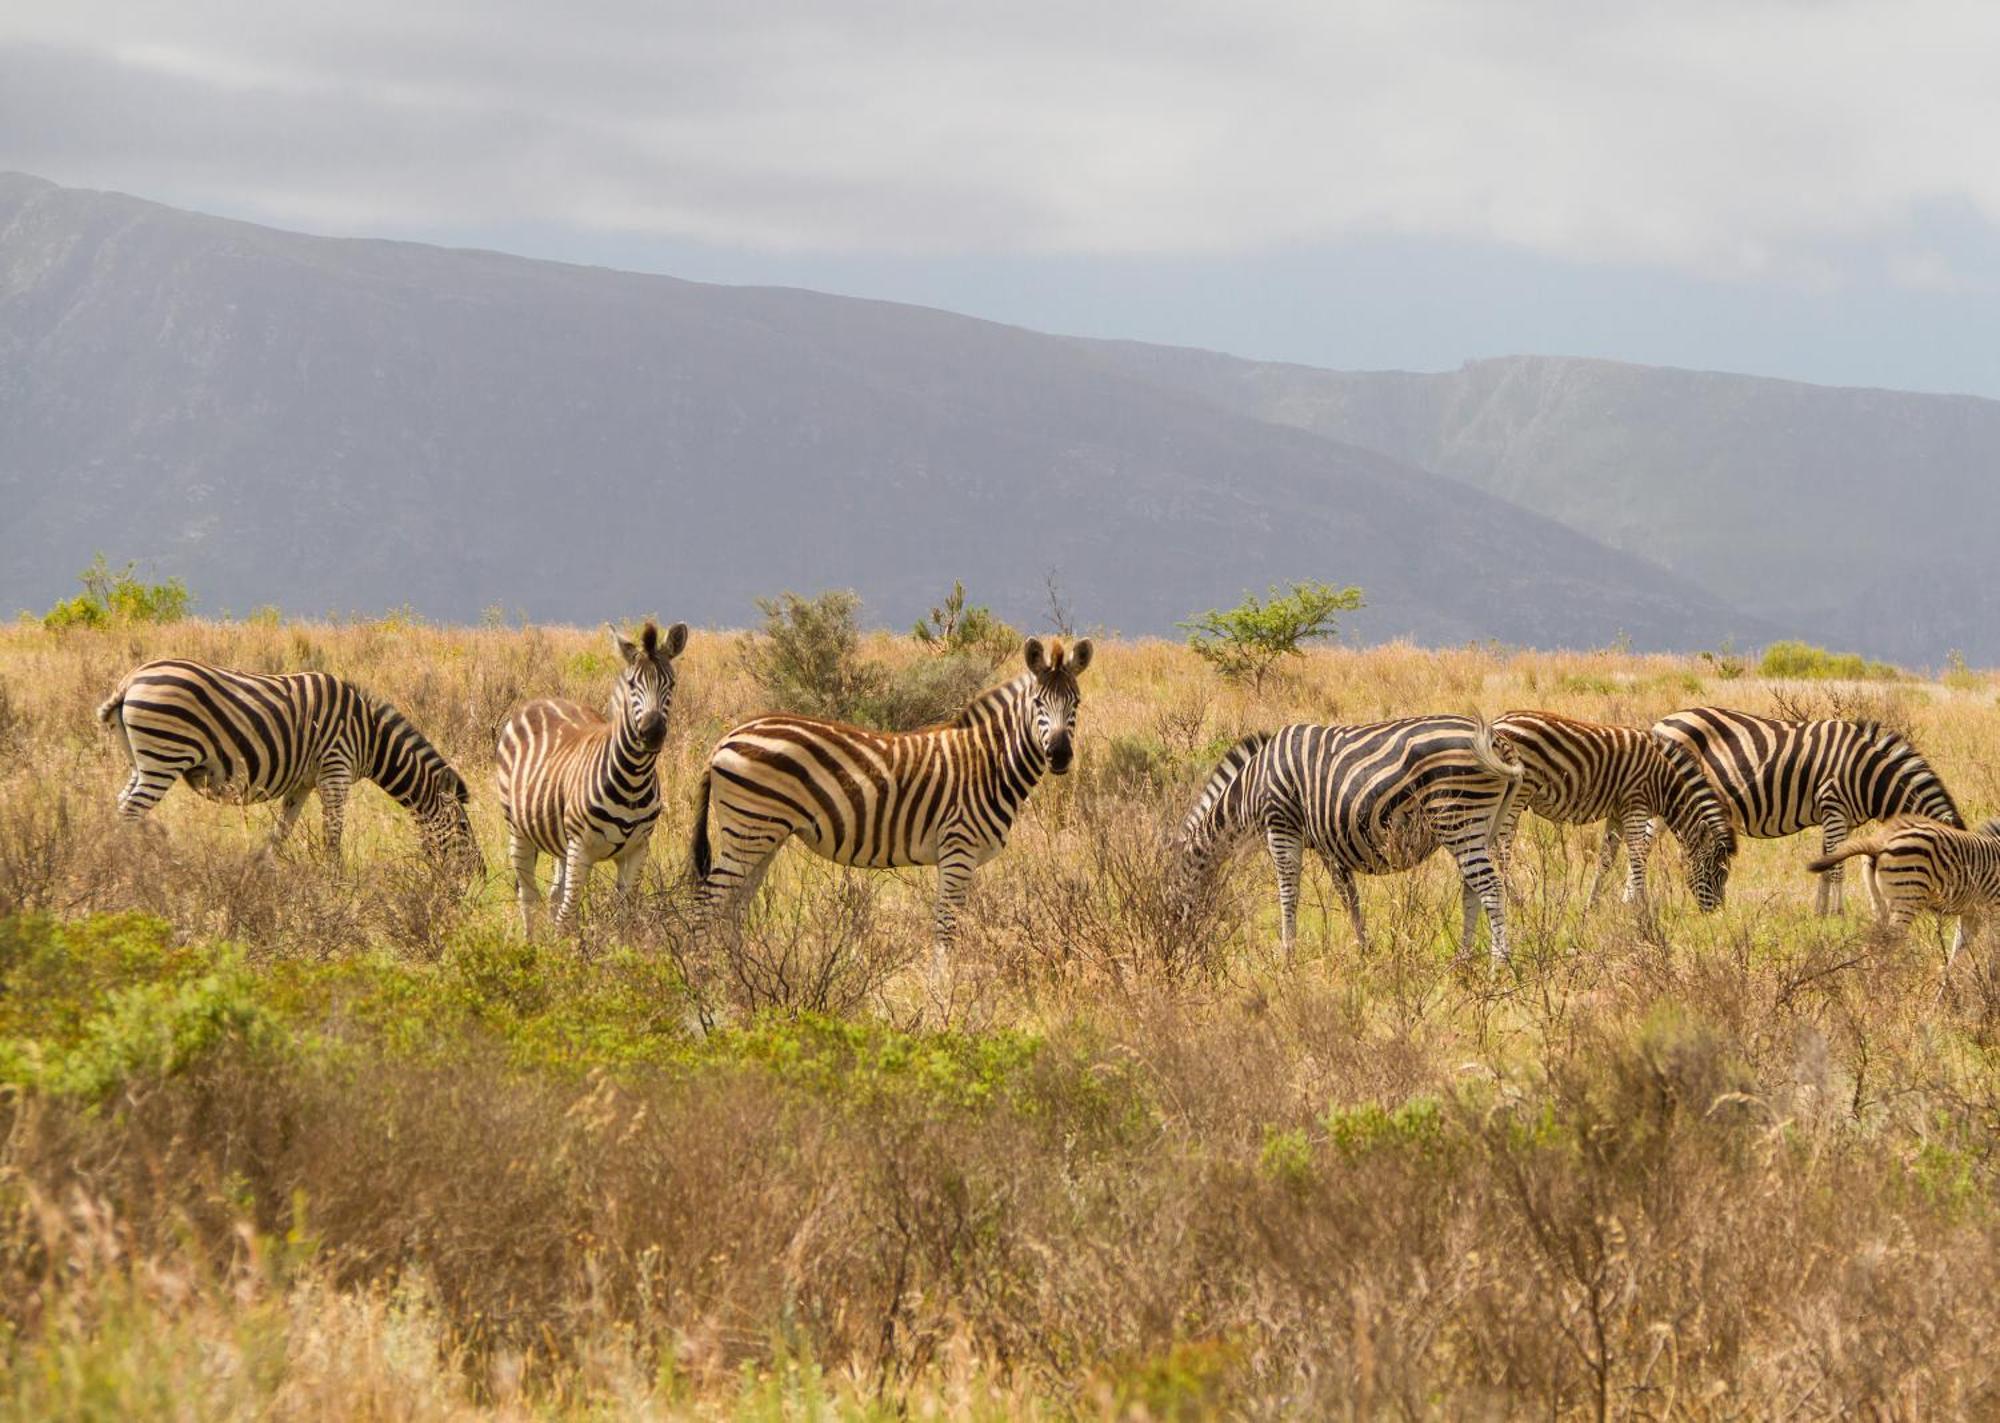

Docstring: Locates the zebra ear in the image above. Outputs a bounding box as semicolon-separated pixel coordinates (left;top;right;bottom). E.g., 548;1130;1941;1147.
661;621;690;660
1023;637;1049;675
1068;638;1094;675
609;622;640;664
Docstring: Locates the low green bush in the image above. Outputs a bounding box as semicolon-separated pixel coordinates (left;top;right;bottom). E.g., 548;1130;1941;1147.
1758;639;1902;681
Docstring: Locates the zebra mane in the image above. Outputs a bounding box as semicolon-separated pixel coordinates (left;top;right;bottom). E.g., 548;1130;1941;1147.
1655;737;1734;848
1979;816;2000;838
951;673;1031;729
365;693;461;797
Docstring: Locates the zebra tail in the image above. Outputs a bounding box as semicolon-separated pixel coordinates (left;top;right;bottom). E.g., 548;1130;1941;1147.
1471;717;1526;850
1805;833;1892;875
689;768;713;882
96;684;134;764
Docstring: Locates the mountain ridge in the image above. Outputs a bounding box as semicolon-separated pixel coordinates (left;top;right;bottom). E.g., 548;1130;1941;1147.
0;171;1771;650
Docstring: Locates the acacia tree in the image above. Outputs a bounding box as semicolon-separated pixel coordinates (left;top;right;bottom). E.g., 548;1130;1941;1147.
1180;581;1365;688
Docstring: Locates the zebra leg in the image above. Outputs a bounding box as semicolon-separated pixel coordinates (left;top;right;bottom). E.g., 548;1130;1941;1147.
269;788;311;852
1947;913;1982;979
1327;858;1367;954
1448;841;1510;967
613;831;652;896
693;823;786;951
931;844;978;981
1618;807;1654;906
508;829;542;935
1584;821;1622;906
552;837;590;927
1815;806;1850;915
1265;824;1303;961
317;770;352;860
1863;855;1888;924
116;765;180;822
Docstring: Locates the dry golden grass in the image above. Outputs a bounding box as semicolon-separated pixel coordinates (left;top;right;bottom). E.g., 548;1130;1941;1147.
4;616;2000;1418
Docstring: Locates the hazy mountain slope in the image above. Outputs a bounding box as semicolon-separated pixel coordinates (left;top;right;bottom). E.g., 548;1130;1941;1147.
0;173;1762;649
1088;343;2000;662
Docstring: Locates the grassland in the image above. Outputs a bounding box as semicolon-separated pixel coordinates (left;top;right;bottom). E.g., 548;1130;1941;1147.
3;618;2000;1418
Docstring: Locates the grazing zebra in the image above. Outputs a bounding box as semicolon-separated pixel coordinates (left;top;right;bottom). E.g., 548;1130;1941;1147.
1492;709;1736;910
1653;707;1961;914
1807;815;2000;971
495;620;689;930
1177;716;1525;963
97;659;478;872
689;636;1093;970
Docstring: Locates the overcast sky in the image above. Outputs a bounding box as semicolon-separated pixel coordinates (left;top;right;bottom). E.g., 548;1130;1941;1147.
5;1;1998;395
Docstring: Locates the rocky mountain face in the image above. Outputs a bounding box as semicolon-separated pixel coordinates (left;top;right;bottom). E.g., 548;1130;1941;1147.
1088;342;2000;663
2;172;1778;649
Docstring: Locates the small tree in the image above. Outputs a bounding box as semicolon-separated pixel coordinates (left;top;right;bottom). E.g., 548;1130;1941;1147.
1180;581;1364;687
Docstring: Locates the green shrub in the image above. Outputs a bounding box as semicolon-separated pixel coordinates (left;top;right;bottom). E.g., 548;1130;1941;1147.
739;590;886;722
1181;581;1364;687
911;580;1019;666
42;555;191;631
1757;639;1902;682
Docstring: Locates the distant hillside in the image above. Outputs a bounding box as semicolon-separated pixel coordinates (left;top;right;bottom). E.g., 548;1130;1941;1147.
1087;344;2000;663
0;173;1760;651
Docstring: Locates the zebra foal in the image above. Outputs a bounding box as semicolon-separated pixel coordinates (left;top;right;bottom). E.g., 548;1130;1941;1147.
1177;715;1525;963
97;659;479;872
1492;709;1735;910
495;619;689;930
1653;707;1960;914
1808;816;2000;972
689;636;1092;971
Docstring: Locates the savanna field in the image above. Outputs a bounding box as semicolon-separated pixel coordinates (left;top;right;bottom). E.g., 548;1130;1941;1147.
7;615;2000;1419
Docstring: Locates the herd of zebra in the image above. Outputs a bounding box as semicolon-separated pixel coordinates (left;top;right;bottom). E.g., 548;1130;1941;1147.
92;625;2000;972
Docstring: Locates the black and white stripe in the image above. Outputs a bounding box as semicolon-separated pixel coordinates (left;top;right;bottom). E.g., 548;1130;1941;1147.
1653;707;1961;914
1177;715;1525;962
1808;815;2000;969
495;620;689;928
690;637;1092;969
1493;709;1736;910
97;658;478;871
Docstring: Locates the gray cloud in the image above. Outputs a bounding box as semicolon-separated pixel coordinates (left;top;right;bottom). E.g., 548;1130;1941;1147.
3;1;1999;282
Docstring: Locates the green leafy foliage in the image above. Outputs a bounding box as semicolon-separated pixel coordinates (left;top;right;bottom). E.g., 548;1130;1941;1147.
742;585;1022;730
740;590;886;722
1180;581;1364;687
1757;639;1903;682
42;555;191;632
911;580;1019;666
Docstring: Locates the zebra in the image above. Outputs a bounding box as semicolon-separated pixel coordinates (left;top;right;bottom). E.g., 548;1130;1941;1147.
96;658;479;873
1807;815;2000;973
1652;707;1961;914
495;619;689;930
1176;715;1525;963
689;636;1092;971
1492;709;1736;911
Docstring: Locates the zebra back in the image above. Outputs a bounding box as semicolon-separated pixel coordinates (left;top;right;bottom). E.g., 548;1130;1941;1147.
1653;707;1961;838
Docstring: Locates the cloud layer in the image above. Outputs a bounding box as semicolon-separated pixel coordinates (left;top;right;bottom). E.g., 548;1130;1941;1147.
3;1;1998;282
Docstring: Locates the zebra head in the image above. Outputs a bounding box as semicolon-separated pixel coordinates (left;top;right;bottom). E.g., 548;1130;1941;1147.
1022;636;1093;775
1681;820;1736;912
422;765;483;883
609;619;691;751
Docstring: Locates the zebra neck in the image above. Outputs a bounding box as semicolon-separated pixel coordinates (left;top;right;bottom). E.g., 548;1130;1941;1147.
359;701;433;811
968;679;1044;811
